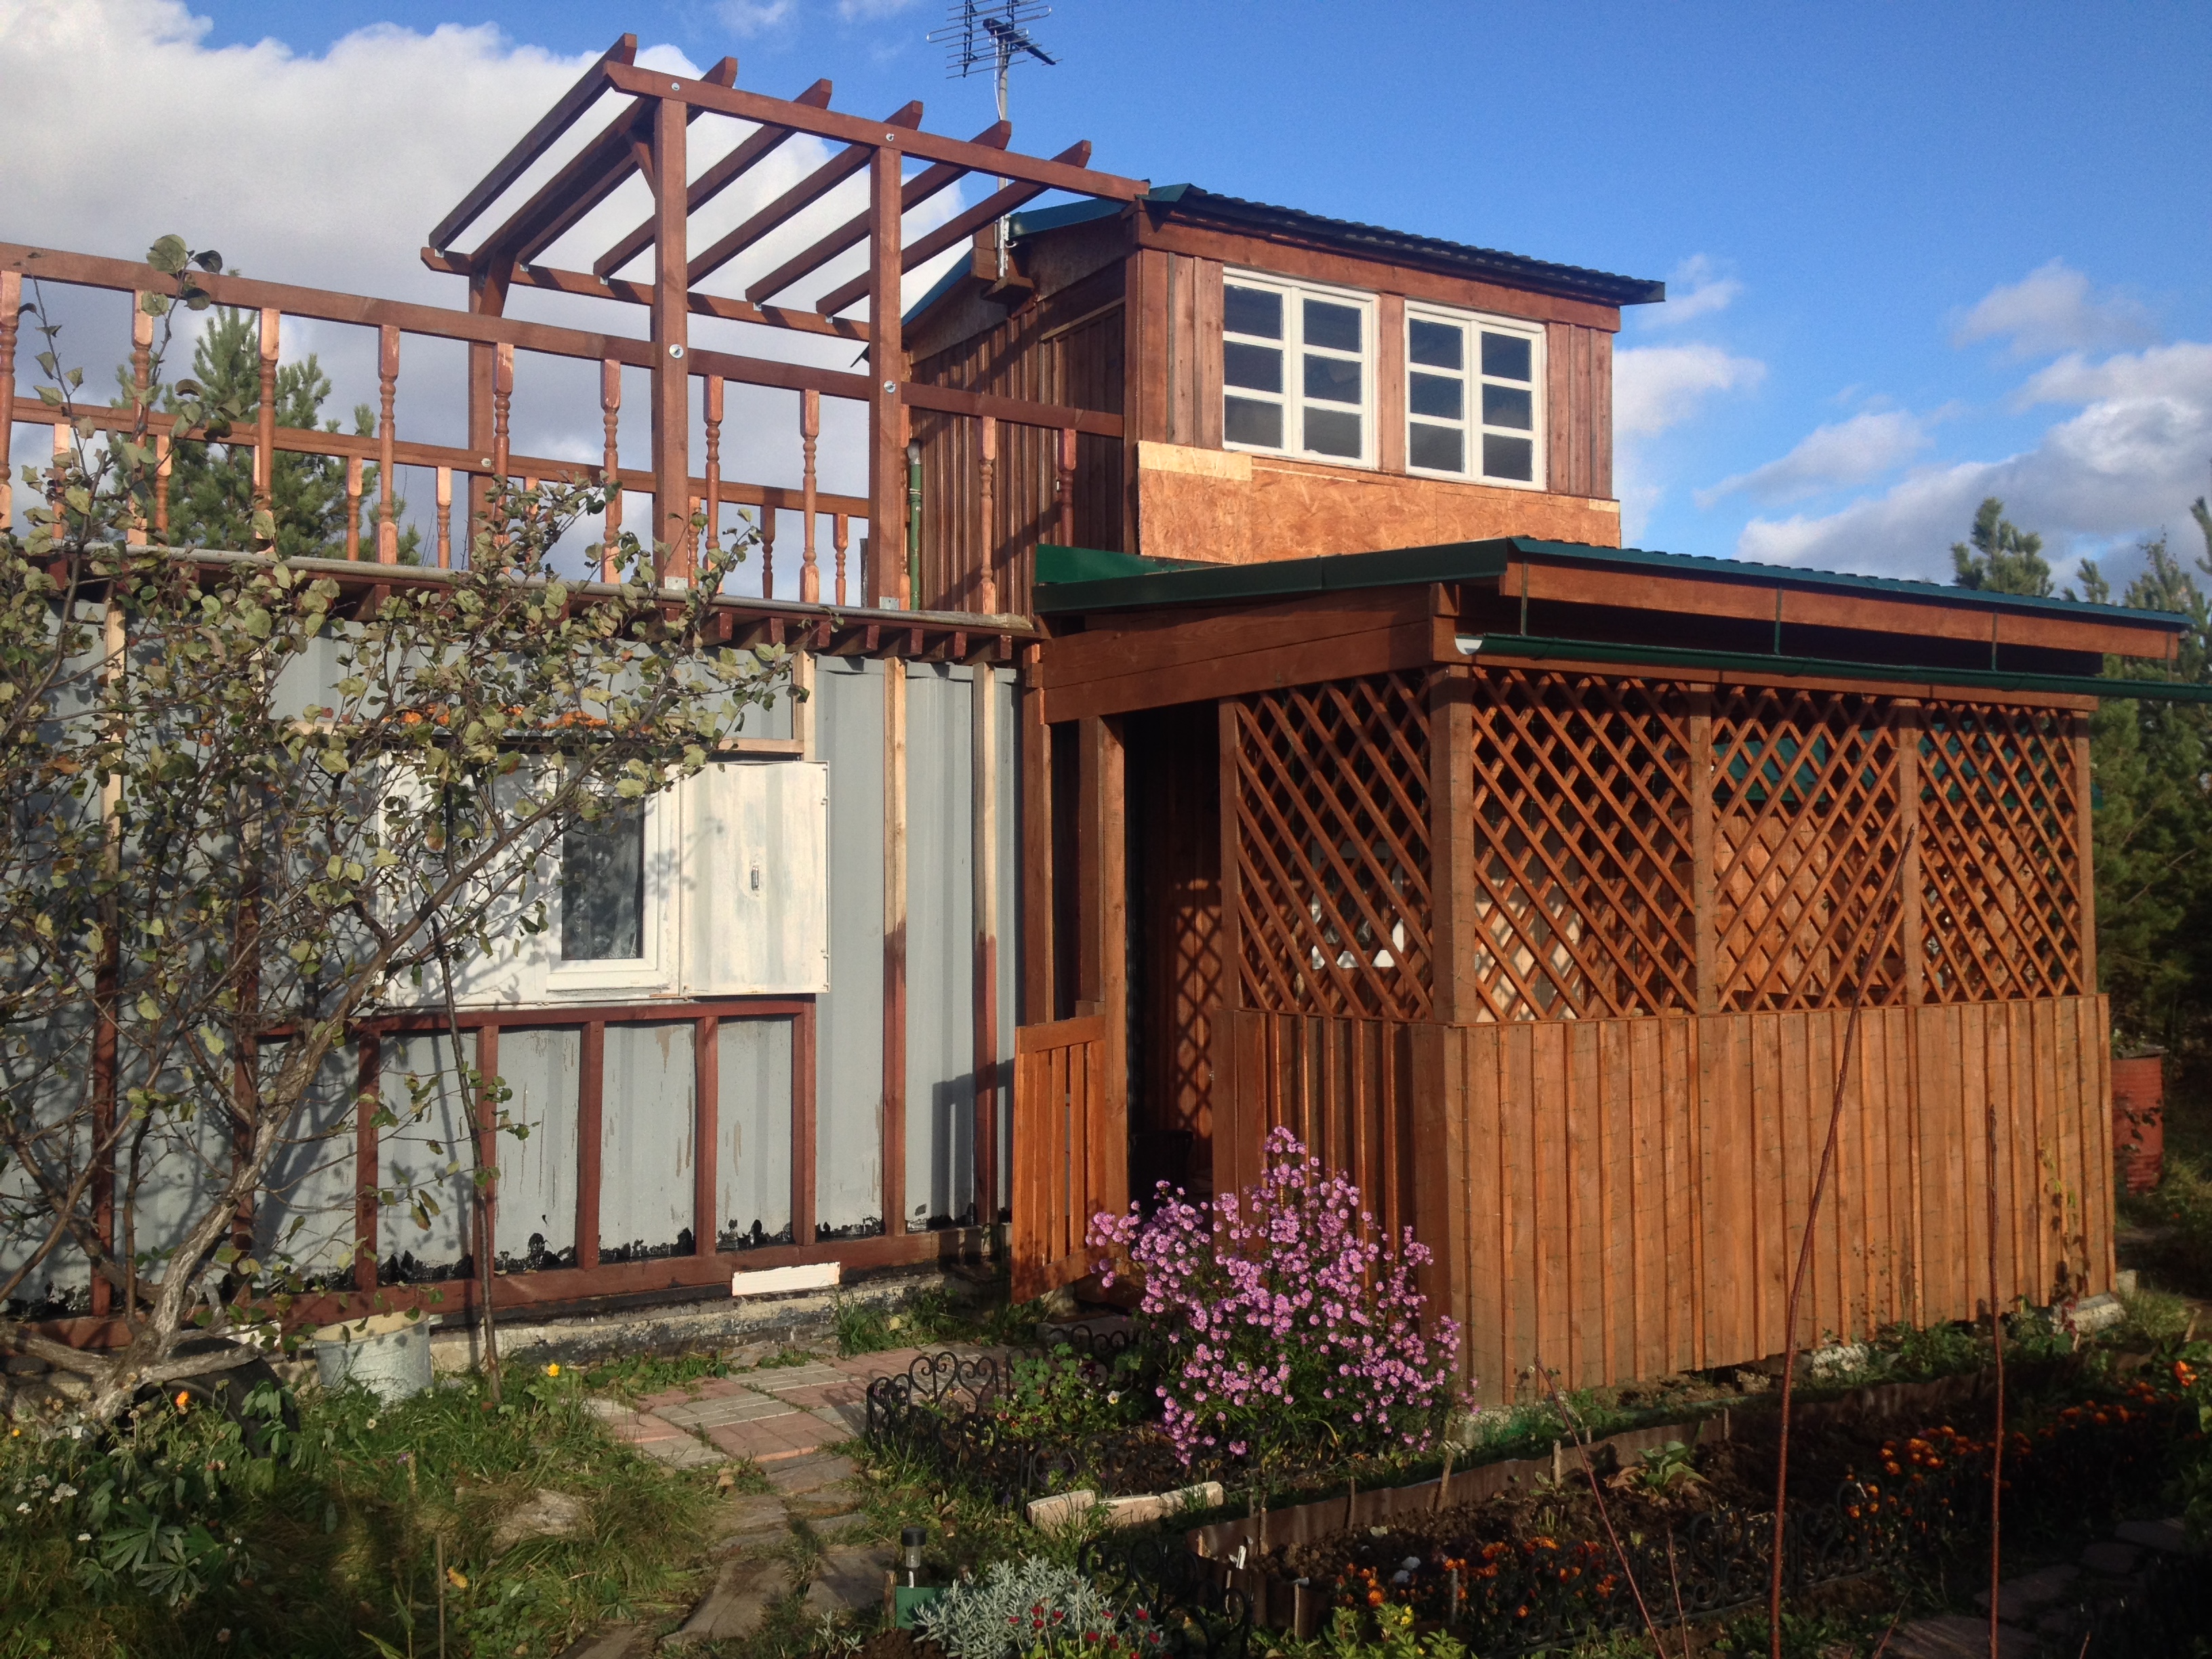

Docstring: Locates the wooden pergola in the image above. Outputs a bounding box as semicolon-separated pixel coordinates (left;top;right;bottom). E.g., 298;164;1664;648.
417;35;1148;594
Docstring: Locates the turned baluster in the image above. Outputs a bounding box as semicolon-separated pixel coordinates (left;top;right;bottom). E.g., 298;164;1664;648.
834;513;849;608
344;455;363;560
1053;425;1076;548
760;508;775;600
800;389;821;603
977;415;998;615
490;342;514;550
376;325;400;563
153;433;171;539
128;298;153;547
703;375;724;568
435;466;453;570
599;357;621;580
0;270;18;533
254;309;280;540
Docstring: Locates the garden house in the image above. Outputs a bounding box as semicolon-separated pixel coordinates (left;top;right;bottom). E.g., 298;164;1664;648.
1;43;2189;1405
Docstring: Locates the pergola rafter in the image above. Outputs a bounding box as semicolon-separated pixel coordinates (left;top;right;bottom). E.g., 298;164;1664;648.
419;40;1147;588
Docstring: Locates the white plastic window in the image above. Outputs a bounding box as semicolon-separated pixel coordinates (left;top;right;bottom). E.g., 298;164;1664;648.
1405;305;1546;488
1222;272;1376;467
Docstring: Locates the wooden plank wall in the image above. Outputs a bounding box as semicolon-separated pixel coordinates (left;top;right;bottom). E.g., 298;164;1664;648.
908;265;1126;613
1543;324;1612;500
1420;996;2114;1403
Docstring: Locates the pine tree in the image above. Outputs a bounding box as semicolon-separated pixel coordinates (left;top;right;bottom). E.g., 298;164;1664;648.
147;308;418;562
1950;495;2052;596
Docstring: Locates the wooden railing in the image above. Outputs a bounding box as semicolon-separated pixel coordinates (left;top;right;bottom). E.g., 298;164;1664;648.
1009;1013;1120;1303
0;243;1118;615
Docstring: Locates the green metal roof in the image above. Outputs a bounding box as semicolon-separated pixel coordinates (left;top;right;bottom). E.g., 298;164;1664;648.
1032;537;2189;631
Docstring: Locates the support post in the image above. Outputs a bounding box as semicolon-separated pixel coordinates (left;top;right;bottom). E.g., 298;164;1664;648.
599;359;622;579
649;88;693;579
1214;697;1246;1193
576;1021;605;1269
254;308;280;535
473;1021;501;1279
0;270;17;532
466;263;512;552
1428;648;1477;1023
703;375;724;569
801;388;821;602
694;1014;720;1256
1077;716;1129;1218
977;415;998;615
867;140;906;608
882;661;909;1235
792;1000;818;1247
1899;701;1924;1006
1689;689;1717;1015
2072;710;2097;995
972;657;1001;1230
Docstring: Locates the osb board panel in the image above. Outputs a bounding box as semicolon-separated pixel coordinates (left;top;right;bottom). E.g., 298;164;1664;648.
1212;996;2114;1405
1136;455;1621;565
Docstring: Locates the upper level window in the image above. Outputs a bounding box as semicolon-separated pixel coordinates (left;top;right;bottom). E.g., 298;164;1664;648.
1405;306;1545;488
1223;274;1374;466
561;804;645;961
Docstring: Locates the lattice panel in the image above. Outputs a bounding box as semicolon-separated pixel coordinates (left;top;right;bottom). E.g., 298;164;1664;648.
1918;703;2083;1001
1465;670;1696;1020
1712;689;1906;1012
1231;673;1433;1020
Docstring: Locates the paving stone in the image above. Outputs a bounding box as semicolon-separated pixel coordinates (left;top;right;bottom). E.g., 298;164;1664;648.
558;1625;643;1659
747;1361;856;1393
660;1391;801;1431
2115;1516;2195;1555
2079;1538;2144;1576
766;1452;857;1496
707;1412;829;1463
804;1511;871;1541
1973;1562;2076;1622
803;1545;895;1616
604;1409;728;1470
704;1492;790;1556
1887;1613;2035;1658
664;1557;792;1646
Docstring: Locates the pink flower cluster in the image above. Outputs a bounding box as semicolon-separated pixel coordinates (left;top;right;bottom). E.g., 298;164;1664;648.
1088;1126;1465;1468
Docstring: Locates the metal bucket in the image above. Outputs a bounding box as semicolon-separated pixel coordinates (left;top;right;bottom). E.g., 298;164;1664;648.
312;1310;434;1403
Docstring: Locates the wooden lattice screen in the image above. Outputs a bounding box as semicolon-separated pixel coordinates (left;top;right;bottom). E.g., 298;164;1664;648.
1919;701;2085;1002
1221;669;2085;1024
1229;672;1433;1019
1712;689;1908;1012
1466;670;1696;1020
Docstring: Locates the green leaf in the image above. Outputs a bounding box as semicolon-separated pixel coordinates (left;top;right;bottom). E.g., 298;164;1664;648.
146;235;189;275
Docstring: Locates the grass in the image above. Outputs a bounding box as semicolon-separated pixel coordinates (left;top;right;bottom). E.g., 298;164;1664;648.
2122;1149;2212;1298
0;1362;719;1659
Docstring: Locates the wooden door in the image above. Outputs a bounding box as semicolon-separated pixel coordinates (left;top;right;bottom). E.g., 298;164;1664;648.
1009;1013;1124;1303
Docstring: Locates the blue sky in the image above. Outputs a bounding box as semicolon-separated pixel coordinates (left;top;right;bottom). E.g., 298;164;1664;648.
9;1;2210;590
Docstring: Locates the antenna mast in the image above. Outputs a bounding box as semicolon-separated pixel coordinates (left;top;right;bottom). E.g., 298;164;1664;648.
927;1;1059;279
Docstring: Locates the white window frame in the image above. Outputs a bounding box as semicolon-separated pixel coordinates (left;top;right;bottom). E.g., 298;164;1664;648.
1221;270;1377;469
1403;303;1547;491
543;790;679;999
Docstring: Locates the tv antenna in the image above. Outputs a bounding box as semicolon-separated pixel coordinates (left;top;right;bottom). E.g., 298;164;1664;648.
927;1;1059;277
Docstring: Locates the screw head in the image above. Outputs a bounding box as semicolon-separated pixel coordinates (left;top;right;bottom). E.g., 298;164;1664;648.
670;344;686;359
882;380;896;395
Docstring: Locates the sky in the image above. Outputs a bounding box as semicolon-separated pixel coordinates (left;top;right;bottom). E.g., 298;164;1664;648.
5;0;2209;594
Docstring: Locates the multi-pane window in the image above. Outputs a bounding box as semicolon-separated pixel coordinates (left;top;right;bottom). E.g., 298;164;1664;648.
560;803;646;961
1405;306;1545;487
1223;274;1374;466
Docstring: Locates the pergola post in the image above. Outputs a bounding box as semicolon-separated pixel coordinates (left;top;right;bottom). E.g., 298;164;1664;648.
867;140;905;606
650;88;693;579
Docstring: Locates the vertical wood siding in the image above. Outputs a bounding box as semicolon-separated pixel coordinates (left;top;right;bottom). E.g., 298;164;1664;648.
1543;323;1612;499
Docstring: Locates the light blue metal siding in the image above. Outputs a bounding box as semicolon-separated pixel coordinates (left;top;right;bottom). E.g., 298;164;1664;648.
905;663;974;1228
716;1016;793;1248
815;656;884;1235
598;1023;695;1256
377;1032;478;1273
492;1027;582;1267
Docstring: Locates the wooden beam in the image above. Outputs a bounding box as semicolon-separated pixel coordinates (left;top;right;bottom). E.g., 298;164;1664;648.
1428;663;1477;1023
575;1021;605;1269
468;98;655;271
595;77;834;279
882;661;909;1235
428;33;638;251
1078;715;1130;1222
605;64;1145;200
689;102;923;286
447;253;871;341
1688;690;1717;1015
2073;710;2097;994
746;121;1008;304
868;143;905;606
650;91;692;575
1898;700;1924;1008
694;1014;720;1255
901;380;1122;437
814;142;1090;318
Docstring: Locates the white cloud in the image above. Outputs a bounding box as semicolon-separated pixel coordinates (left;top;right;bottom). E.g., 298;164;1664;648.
1736;339;2212;576
1643;254;1742;328
1695;409;1930;508
1612;344;1765;438
1952;258;2156;359
718;0;799;33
